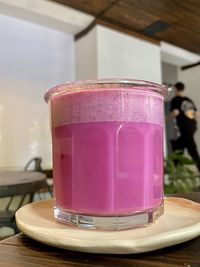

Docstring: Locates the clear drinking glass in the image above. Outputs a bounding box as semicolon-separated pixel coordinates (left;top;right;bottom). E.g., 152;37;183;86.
45;79;168;230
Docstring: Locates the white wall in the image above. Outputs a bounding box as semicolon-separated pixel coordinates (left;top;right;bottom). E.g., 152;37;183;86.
0;14;75;169
97;26;161;83
75;27;97;80
178;66;200;150
162;62;178;86
76;25;162;83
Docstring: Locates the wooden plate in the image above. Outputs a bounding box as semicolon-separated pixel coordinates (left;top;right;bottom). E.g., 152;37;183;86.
16;197;200;254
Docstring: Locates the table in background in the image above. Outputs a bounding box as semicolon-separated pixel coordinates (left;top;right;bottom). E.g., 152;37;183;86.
0;171;48;199
0;192;200;267
0;171;49;233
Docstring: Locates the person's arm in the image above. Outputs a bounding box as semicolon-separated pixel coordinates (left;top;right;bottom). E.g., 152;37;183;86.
192;100;198;119
186;98;198;119
170;109;180;118
166;109;179;121
169;98;180;119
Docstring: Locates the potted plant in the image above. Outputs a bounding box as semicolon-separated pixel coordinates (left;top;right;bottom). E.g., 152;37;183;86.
164;150;199;194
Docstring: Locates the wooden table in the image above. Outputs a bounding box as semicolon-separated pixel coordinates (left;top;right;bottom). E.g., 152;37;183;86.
0;192;200;267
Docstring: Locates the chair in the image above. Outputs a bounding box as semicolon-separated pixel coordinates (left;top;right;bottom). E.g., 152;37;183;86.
24;157;53;196
24;157;43;172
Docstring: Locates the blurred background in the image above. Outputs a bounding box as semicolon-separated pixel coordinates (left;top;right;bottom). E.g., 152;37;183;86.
0;0;199;171
1;0;200;239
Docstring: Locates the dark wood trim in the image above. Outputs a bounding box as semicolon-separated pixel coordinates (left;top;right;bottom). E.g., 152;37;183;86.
75;20;96;41
75;18;160;46
181;61;200;70
96;18;160;46
52;0;200;54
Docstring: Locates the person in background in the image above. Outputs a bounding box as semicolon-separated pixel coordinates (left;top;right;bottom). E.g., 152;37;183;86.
170;82;200;173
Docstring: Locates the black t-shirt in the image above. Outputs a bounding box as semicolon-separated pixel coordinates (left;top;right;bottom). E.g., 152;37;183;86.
170;96;197;133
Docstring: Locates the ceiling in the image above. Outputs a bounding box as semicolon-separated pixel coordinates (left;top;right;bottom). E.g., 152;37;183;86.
51;0;200;55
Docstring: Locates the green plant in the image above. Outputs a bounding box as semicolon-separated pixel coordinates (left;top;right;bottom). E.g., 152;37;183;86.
164;150;199;194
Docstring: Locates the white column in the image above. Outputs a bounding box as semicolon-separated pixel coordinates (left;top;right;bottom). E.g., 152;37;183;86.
76;25;162;83
75;27;98;80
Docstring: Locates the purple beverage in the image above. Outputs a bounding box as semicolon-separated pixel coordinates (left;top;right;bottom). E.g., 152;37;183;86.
45;79;167;230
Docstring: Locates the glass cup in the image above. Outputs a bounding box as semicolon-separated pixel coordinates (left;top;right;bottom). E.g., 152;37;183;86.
45;79;168;230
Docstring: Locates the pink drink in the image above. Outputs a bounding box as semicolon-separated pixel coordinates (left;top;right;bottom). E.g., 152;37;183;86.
45;80;167;230
53;121;162;215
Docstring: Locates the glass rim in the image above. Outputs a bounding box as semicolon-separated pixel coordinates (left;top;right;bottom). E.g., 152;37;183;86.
44;78;168;103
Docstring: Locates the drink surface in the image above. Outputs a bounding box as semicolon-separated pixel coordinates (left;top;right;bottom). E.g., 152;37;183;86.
51;88;163;126
50;88;164;215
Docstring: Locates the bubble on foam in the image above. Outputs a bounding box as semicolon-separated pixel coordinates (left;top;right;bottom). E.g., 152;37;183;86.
51;89;163;127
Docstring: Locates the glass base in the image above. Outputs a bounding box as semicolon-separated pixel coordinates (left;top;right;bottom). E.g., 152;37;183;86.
54;202;164;230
